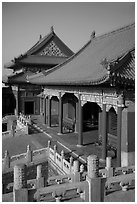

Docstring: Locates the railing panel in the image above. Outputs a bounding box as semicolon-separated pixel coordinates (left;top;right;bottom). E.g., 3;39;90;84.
49;148;55;161
62;159;71;174
55;152;62;169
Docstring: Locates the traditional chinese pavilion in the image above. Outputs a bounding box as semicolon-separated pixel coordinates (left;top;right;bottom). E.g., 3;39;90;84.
29;23;135;167
3;27;74;116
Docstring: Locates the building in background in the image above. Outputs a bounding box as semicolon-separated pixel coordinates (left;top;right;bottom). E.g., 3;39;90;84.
3;27;74;116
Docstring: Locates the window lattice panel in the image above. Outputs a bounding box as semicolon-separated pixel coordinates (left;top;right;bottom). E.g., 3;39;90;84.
40;41;66;57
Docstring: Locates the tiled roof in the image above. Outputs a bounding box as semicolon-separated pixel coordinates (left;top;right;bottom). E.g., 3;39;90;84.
24;28;74;57
5;71;34;84
19;55;68;65
109;50;135;86
29;23;135;86
4;28;74;69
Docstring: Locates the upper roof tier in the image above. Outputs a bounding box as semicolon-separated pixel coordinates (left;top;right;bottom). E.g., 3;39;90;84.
29;23;135;87
4;26;74;70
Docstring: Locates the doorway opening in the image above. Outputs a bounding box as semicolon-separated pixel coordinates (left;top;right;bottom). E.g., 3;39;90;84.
83;102;101;132
25;101;34;115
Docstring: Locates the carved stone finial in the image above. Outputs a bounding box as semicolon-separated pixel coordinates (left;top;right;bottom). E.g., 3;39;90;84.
51;26;54;33
5;150;9;158
91;30;95;39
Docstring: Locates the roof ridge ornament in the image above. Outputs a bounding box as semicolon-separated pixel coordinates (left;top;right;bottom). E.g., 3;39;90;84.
91;31;96;40
39;34;42;41
50;26;54;33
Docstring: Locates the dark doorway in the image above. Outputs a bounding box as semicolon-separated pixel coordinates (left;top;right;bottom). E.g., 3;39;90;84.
25;101;34;115
83;102;100;132
2;123;7;132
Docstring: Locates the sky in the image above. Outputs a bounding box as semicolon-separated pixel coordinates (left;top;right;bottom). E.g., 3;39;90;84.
2;2;135;76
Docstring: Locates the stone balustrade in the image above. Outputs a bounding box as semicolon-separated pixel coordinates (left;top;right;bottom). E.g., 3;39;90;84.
2;146;48;172
106;172;135;193
2;130;11;137
18;113;31;125
34;180;89;202
16;113;32;135
2;141;135;202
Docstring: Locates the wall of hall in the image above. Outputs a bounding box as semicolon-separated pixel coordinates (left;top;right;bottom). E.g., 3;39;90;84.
2;87;16;116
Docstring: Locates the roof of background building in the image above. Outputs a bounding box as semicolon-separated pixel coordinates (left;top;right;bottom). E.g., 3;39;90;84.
4;27;74;69
3;71;34;84
29;23;135;86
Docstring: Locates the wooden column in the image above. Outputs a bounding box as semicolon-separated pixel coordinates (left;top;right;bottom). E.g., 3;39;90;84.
45;97;48;124
14;86;19;116
47;96;51;127
40;97;42;115
117;106;122;167
102;104;107;160
58;92;63;135
75;101;79;133
78;94;83;146
98;111;102;140
43;97;46;124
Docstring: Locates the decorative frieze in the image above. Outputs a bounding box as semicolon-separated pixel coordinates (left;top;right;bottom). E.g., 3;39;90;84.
43;88;124;111
81;93;103;109
44;89;60;98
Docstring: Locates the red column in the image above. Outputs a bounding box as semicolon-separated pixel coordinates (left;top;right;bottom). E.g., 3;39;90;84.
102;104;108;160
117;106;122;167
75;101;79;133
58;92;63;134
43;97;46;124
14;86;19;116
45;97;48;124
98;110;102;140
78;94;83;146
47;96;51;127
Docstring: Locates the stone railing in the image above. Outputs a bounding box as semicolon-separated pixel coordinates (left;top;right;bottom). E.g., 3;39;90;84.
17;120;28;134
106;172;135;193
99;157;135;178
34;180;89;202
16;113;32;135
2;130;11;137
18;113;31;125
2;142;135;202
2;145;48;172
48;141;85;175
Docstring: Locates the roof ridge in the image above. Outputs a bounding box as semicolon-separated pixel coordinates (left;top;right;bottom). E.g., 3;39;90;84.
94;22;135;42
39;23;135;77
24;31;54;56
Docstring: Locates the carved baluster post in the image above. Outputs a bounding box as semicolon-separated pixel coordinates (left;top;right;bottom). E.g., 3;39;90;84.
105;157;114;177
36;165;44;189
86;155;106;202
61;150;64;170
47;140;51;158
73;160;80;182
54;145;57;163
69;156;73;174
13;164;28;202
3;150;10;171
26;145;32;164
80;164;85;180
